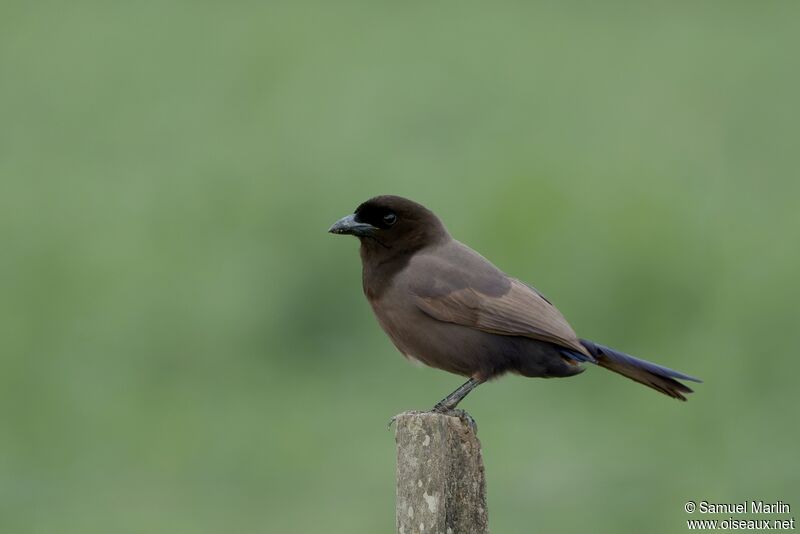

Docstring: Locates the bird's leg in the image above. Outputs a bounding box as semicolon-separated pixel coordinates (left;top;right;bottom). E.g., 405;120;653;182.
386;378;484;430
432;378;484;413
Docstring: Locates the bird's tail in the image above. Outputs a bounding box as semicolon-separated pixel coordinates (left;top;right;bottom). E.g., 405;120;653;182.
579;339;702;401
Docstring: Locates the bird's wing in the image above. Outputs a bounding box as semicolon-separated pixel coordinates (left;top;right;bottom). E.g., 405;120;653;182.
409;246;591;357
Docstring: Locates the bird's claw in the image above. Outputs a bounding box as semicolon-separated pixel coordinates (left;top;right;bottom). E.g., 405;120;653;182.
387;409;477;433
451;409;478;432
428;407;478;433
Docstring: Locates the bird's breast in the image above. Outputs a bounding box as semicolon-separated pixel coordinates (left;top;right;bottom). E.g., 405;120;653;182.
366;284;421;359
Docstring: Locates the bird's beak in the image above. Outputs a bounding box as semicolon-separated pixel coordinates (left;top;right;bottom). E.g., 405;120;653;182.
328;214;378;237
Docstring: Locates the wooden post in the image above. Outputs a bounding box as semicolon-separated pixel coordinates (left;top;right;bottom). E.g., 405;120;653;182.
394;411;489;534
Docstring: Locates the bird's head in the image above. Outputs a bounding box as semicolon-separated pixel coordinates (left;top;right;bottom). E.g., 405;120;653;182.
328;195;449;255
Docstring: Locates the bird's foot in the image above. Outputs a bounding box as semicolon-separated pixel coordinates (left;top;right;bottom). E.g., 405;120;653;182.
386;409;477;432
449;408;478;433
429;406;478;433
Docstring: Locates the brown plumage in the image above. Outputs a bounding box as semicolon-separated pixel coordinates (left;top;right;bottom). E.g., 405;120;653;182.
329;195;701;410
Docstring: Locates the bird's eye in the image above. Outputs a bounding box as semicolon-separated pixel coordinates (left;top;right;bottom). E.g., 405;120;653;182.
383;213;397;226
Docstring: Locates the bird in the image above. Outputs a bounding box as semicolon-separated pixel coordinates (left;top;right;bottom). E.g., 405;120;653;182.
328;195;701;412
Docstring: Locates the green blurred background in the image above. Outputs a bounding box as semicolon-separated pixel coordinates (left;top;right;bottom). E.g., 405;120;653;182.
2;2;799;532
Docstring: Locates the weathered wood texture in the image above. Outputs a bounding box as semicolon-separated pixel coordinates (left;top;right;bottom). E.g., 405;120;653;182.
394;411;488;534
